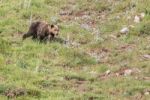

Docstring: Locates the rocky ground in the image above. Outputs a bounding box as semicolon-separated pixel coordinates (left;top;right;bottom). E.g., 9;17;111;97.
0;0;149;99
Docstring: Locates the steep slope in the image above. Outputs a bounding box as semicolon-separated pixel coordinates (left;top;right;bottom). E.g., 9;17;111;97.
0;0;149;99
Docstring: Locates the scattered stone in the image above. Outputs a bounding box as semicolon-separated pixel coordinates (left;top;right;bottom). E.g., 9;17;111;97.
140;13;145;18
70;42;80;48
116;73;120;76
142;89;150;96
129;25;135;28
81;15;91;19
50;16;59;23
59;10;73;16
74;17;80;20
134;15;140;23
124;68;141;76
124;69;132;76
144;91;150;95
81;24;91;31
120;27;129;34
115;67;141;76
116;16;121;20
105;70;111;75
117;44;136;52
143;54;150;59
90;71;97;77
143;77;150;81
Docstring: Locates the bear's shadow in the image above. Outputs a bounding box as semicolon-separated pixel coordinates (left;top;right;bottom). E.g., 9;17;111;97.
33;37;66;44
49;37;66;44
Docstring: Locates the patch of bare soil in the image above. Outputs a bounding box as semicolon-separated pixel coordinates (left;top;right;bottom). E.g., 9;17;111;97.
98;67;141;80
116;43;136;52
0;76;5;82
135;76;150;81
4;88;27;98
133;89;150;100
64;76;90;93
87;48;110;63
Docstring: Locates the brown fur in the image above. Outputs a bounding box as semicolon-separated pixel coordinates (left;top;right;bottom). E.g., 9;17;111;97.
23;21;59;41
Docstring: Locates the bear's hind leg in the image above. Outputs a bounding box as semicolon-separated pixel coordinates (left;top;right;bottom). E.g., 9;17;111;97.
23;26;34;40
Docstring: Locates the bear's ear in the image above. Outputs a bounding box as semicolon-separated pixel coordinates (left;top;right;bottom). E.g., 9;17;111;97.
51;24;54;28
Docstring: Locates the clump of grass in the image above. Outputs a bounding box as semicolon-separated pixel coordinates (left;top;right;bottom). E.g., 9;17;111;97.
0;54;5;66
58;48;96;67
27;88;41;98
139;21;150;35
64;74;86;81
96;65;108;73
0;39;11;54
4;87;27;98
145;8;150;15
0;0;150;99
0;85;7;94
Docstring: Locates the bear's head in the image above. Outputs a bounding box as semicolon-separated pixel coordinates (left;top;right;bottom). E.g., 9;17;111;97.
49;24;59;37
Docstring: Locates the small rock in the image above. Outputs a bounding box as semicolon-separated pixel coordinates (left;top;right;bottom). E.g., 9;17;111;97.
74;17;80;20
124;69;132;76
51;16;59;23
140;13;145;18
81;15;91;19
144;91;150;95
143;77;150;80
105;70;111;75
143;54;150;59
129;25;135;28
81;24;91;31
59;10;73;16
116;73;120;76
90;71;97;77
134;15;140;23
120;27;129;34
70;42;80;47
115;16;120;20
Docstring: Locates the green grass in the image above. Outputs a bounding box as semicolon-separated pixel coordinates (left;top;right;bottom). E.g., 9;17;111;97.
0;0;149;99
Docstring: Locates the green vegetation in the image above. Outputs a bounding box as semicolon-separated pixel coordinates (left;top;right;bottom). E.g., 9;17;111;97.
140;21;150;35
0;0;149;99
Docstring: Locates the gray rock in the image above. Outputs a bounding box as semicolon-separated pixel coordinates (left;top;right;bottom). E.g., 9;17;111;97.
143;54;150;59
50;16;59;23
59;10;73;16
134;15;140;23
144;92;150;95
81;15;91;19
140;13;145;18
124;69;132;76
81;24;91;31
120;27;129;34
105;70;111;75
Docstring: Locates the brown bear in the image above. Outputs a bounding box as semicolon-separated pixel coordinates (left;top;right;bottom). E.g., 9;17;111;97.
23;21;59;41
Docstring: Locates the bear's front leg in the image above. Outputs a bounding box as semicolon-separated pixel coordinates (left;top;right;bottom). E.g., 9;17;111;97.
47;35;54;41
22;33;32;40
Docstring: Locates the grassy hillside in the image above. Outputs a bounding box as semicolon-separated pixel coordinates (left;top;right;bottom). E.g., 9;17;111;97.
0;0;150;99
